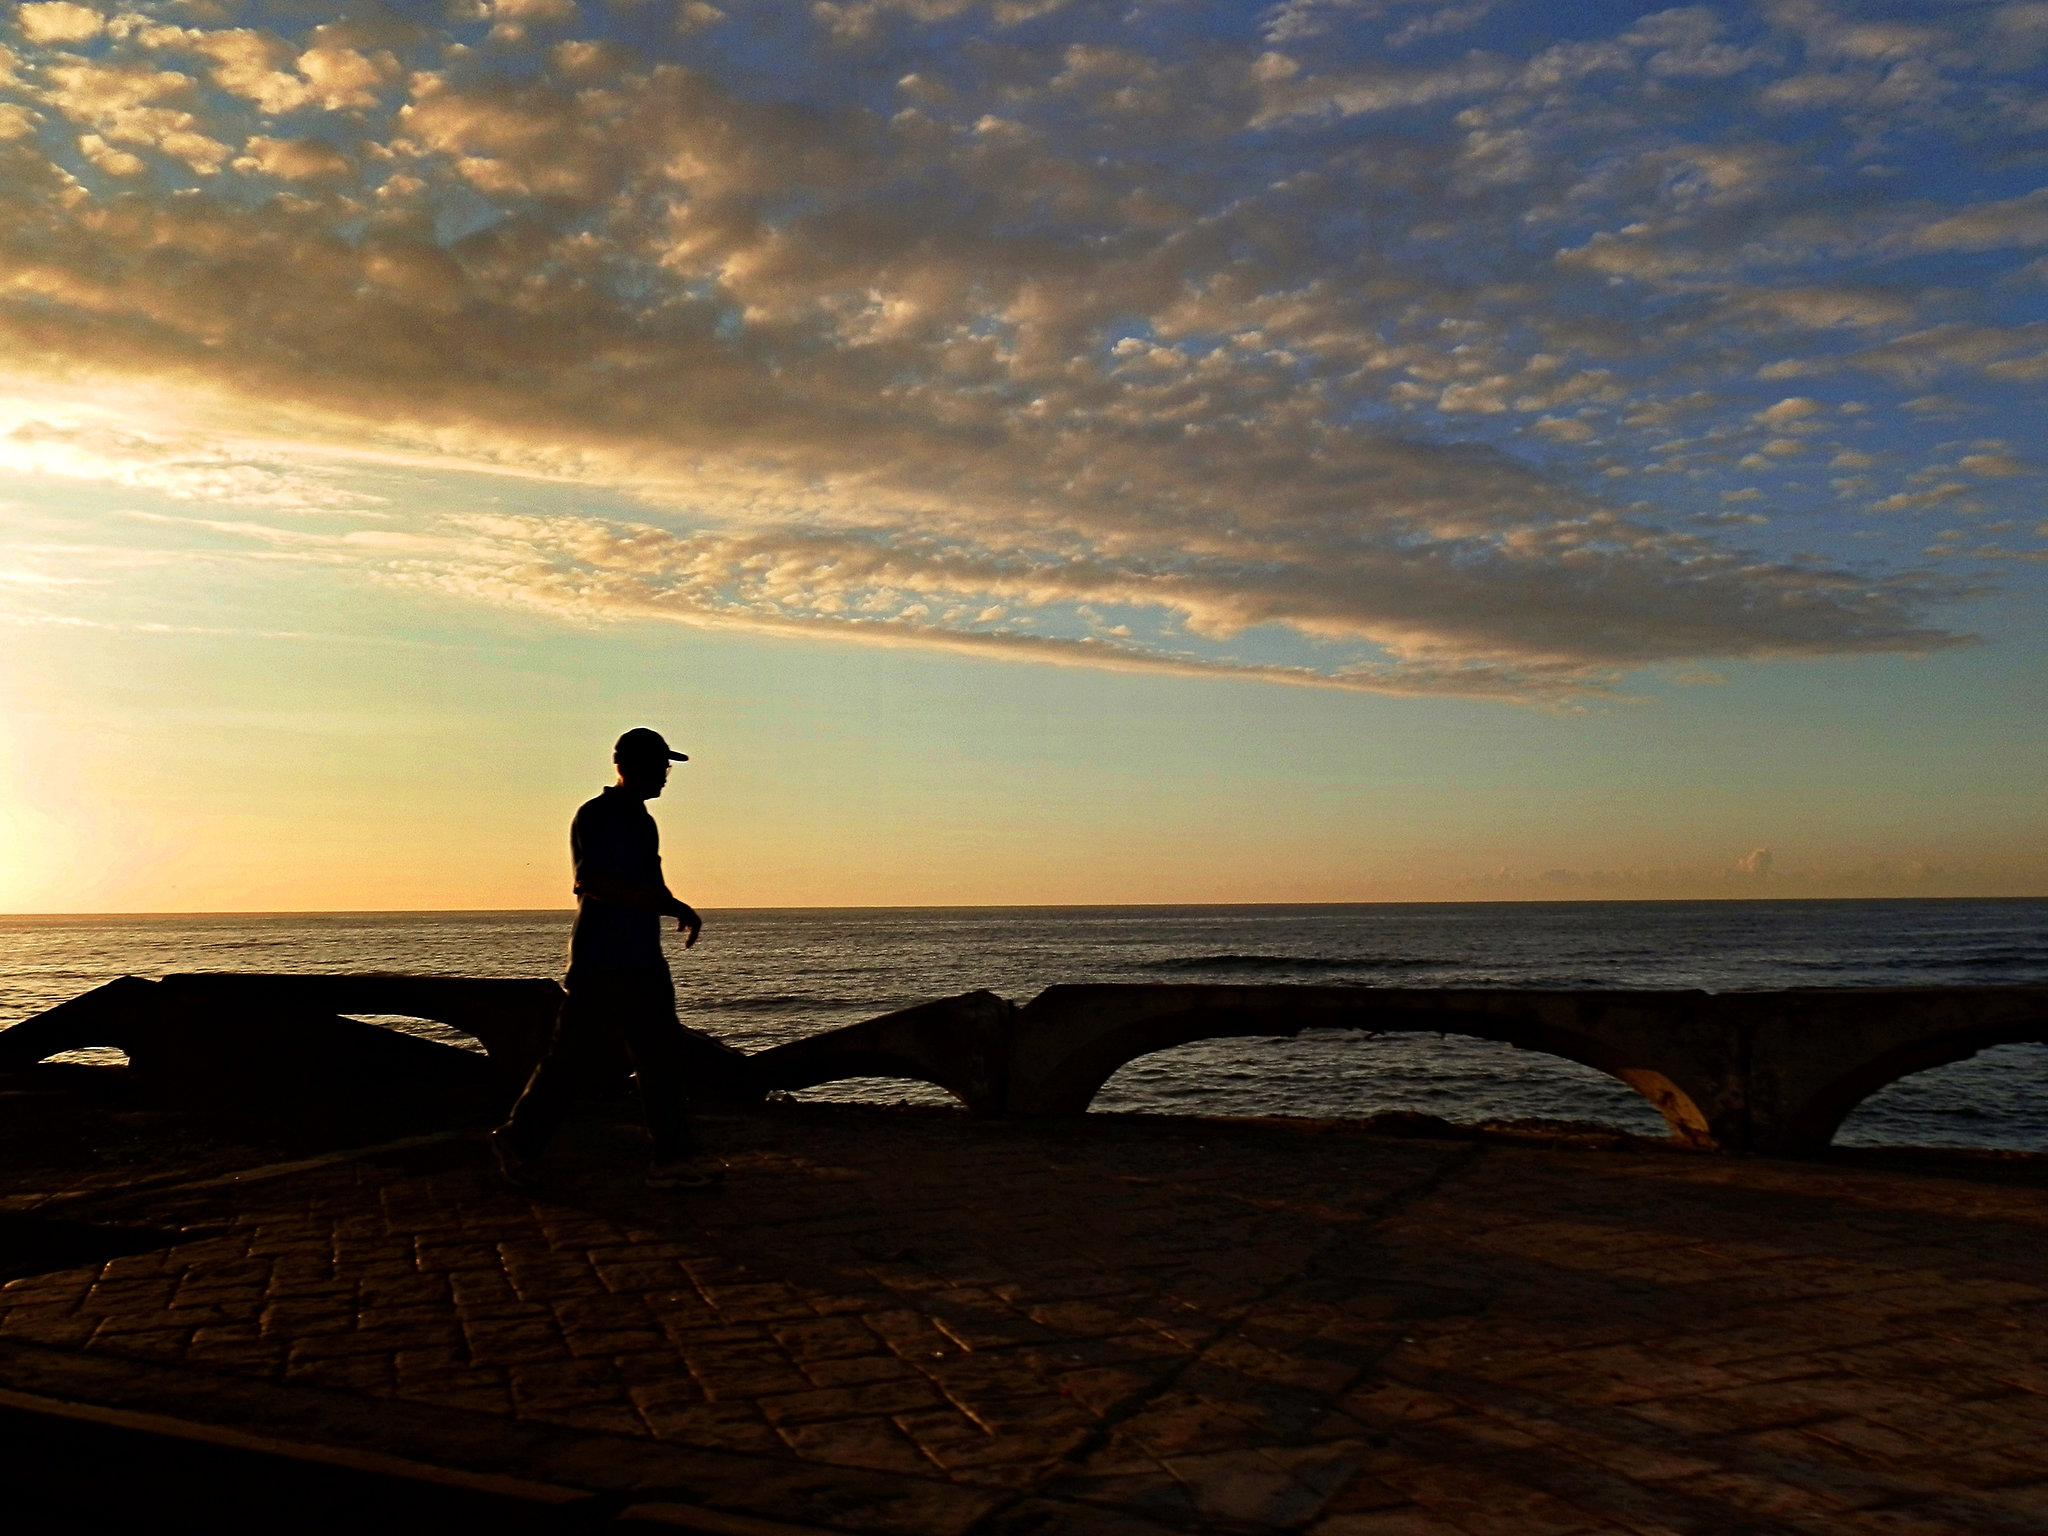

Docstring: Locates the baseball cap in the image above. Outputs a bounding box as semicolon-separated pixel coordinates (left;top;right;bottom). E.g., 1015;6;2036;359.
613;727;688;763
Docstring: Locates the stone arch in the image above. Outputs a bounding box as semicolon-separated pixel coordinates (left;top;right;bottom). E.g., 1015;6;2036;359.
752;983;1739;1143
749;991;1016;1114
1781;1020;2048;1155
0;974;509;1131
20;973;2042;1157
151;974;569;1090
0;976;159;1070
1001;985;1736;1145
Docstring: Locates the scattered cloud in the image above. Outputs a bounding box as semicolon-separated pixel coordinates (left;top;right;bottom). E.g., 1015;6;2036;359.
0;413;382;512
1914;189;2048;253
1531;415;1597;442
16;4;102;47
1870;481;1972;513
1960;452;2030;477
232;135;352;181
1756;397;1824;425
0;0;2040;700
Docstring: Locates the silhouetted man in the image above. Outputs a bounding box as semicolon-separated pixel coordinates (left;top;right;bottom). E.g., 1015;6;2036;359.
491;728;721;1190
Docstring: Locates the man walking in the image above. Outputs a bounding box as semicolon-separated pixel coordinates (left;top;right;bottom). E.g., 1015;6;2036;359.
491;728;723;1190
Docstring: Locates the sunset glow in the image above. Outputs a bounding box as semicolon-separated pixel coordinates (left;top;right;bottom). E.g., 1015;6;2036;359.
1;0;2043;910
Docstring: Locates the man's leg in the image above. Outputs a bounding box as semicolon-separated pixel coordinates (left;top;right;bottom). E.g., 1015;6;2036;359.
613;973;701;1164
500;986;609;1161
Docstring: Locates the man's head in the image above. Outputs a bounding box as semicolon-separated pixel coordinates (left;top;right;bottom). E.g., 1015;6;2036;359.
613;727;688;799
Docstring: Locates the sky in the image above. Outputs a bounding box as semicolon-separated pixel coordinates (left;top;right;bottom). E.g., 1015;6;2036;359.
0;0;2043;911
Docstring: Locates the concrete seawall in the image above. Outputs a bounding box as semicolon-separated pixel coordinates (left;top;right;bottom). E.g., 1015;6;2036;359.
7;975;2047;1154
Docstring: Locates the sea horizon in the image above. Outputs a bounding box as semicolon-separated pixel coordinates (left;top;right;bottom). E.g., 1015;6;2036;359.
7;894;2047;921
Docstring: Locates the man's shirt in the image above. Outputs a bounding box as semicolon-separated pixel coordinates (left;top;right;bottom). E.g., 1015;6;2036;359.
566;786;668;974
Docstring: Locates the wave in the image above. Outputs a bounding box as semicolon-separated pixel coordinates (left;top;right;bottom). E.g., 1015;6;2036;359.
691;995;884;1013
1141;954;1446;973
1791;949;2048;973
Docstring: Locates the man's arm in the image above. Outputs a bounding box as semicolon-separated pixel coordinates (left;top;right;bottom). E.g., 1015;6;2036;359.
573;873;702;948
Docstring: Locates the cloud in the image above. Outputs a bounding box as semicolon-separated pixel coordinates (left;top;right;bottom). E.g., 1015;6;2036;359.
16;3;103;46
1755;396;1823;425
1249;51;1515;127
144;504;1958;705
1900;394;1971;417
1784;323;2048;385
1625;5;1774;78
1986;350;2048;382
1990;2;2048;65
38;57;233;172
1869;482;1971;513
0;414;382;512
1960;451;2030;477
1729;286;1918;331
77;131;143;176
140;25;314;115
295;43;397;112
233;135;352;182
1387;3;1499;49
1913;188;2048;253
0;0;2038;702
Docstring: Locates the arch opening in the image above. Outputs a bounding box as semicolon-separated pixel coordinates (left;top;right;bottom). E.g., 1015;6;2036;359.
342;1014;488;1054
1088;1028;1675;1136
1832;1042;2048;1153
36;1047;130;1068
1785;1022;2048;1153
786;1075;963;1110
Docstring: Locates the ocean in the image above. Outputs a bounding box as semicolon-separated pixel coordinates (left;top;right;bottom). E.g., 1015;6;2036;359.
3;900;2045;1151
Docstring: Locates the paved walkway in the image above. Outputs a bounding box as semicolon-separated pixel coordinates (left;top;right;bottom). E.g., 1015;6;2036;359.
2;1105;2047;1532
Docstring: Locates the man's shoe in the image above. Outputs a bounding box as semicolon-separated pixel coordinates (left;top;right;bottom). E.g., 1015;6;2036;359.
489;1127;542;1190
647;1157;725;1190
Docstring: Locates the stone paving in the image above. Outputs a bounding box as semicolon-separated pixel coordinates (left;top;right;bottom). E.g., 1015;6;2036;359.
3;1104;2048;1532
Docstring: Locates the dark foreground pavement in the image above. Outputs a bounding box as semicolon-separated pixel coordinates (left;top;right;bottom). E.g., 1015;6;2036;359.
2;1103;2047;1534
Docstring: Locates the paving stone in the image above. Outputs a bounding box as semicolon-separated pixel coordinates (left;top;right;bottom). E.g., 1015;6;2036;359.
0;1108;2045;1531
778;1415;940;1476
1309;1510;1476;1535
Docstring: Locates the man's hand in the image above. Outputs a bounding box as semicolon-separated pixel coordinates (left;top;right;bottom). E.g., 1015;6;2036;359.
674;902;703;949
